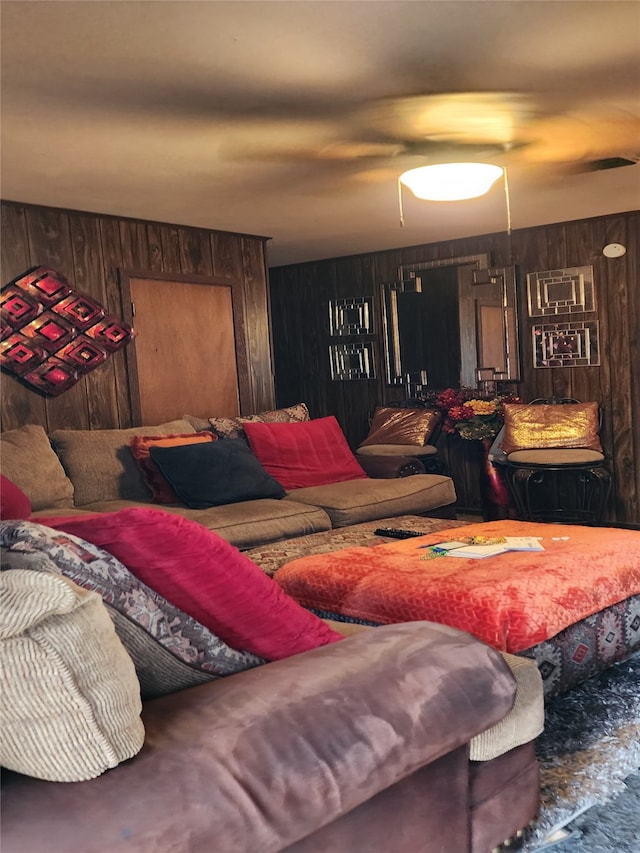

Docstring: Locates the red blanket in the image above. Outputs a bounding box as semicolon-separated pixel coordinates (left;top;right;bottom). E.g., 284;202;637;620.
275;520;640;653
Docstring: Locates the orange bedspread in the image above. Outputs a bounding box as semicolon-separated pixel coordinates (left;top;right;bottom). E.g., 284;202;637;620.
275;520;640;653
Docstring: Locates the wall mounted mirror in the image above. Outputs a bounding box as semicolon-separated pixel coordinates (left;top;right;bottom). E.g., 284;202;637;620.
381;254;520;392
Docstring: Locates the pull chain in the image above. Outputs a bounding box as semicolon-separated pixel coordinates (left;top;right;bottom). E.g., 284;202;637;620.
398;178;405;228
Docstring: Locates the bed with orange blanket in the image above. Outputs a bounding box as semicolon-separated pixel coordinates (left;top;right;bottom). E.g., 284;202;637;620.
275;520;640;698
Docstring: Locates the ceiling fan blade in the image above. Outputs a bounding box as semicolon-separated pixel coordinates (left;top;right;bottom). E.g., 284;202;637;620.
218;132;403;163
511;107;640;166
356;91;536;146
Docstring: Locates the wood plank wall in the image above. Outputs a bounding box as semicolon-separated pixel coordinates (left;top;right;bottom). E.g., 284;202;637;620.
1;201;275;432
269;211;640;524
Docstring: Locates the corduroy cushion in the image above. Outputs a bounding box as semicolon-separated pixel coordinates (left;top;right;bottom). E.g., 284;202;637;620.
0;474;32;519
502;403;603;455
244;416;368;490
129;432;217;504
149;439;286;508
0;424;75;511
39;508;344;661
0;568;144;782
469;652;544;760
359;407;441;448
49;420;196;506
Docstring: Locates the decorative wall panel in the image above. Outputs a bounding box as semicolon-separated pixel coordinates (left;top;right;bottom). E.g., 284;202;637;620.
329;342;375;380
527;266;595;316
1;266;134;396
532;321;600;368
328;297;372;336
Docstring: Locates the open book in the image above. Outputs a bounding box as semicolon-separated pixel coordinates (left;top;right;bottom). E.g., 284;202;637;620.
423;536;545;559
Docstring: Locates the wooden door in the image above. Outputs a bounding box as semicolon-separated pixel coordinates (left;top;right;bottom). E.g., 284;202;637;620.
128;277;240;425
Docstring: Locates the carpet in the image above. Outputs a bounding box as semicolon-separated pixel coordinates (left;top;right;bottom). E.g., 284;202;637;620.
521;652;640;852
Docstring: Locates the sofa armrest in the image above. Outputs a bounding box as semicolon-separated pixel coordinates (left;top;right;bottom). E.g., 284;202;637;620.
357;454;426;478
2;622;516;853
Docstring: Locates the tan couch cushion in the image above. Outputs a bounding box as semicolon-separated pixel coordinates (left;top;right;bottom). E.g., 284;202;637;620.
49;420;196;506
0;569;144;782
71;497;333;550
284;474;456;528
357;443;438;457
0;424;75;511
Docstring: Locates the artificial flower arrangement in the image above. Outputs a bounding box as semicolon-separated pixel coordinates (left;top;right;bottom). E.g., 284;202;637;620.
425;387;521;441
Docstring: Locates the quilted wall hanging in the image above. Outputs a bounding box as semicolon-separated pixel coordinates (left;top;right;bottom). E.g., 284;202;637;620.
1;266;135;396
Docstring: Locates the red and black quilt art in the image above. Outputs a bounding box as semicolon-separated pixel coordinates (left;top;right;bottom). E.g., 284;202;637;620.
1;266;134;397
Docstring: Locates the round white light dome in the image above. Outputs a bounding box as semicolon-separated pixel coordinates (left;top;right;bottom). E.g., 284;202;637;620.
399;163;504;201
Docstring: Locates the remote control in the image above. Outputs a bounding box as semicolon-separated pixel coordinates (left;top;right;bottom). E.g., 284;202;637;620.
373;527;427;539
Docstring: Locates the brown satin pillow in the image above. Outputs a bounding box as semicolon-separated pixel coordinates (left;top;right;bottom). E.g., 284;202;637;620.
501;403;603;455
359;407;441;448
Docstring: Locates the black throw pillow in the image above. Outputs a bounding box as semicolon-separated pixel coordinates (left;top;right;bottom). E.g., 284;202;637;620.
149;439;286;508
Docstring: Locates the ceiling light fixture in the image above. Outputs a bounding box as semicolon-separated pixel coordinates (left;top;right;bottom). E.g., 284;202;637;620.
399;162;504;201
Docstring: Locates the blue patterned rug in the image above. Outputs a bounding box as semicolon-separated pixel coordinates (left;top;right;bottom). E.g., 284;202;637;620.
521;653;640;852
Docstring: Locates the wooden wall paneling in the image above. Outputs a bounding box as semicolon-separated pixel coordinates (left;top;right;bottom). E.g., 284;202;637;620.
157;225;181;275
146;223;165;273
571;221;603;404
319;261;343;421
623;212;640;523
226;263;251;417
602;213;635;522
360;253;387;428
269;265;299;408
240;237;275;413
68;212;120;429
334;255;375;444
119;220;150;272
99;217;134;428
0;204;48;430
513;227;552;402
177;227;213;276
212;231;242;280
25;207;90;431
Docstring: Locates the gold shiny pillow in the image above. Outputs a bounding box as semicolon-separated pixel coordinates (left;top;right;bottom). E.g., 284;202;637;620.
501;402;603;455
359;407;441;448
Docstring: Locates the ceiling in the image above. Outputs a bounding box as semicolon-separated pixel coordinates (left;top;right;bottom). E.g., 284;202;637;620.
1;1;639;267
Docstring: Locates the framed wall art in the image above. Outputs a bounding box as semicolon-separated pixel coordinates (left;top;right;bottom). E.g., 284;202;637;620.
328;297;372;336
527;266;596;317
329;342;375;380
532;320;600;368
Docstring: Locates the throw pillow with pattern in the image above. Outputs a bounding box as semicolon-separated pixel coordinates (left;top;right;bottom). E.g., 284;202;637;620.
0;520;264;698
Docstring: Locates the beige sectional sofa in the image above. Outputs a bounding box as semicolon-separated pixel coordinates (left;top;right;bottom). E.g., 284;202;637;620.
0;420;457;550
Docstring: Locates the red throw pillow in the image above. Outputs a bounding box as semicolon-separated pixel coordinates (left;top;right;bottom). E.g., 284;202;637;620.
41;508;343;660
129;432;216;503
0;474;32;519
243;416;368;490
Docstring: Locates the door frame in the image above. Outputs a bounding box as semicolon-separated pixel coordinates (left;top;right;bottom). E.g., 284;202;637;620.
119;269;251;426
